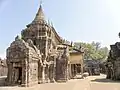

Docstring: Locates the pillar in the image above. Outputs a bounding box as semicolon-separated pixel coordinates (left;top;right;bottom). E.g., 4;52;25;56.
80;54;84;75
7;62;13;85
42;65;46;83
45;65;50;83
21;59;28;87
68;63;72;79
49;64;55;83
38;62;42;84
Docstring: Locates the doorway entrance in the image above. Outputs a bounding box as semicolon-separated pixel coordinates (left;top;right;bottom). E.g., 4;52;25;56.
14;67;22;85
18;67;22;84
71;64;81;78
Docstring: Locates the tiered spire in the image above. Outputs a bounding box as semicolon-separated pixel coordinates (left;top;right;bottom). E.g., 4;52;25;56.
33;4;45;22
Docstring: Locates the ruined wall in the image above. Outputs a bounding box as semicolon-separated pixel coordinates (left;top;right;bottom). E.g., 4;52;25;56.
29;61;38;82
69;53;83;64
6;37;41;86
55;46;69;82
0;60;8;76
106;42;120;80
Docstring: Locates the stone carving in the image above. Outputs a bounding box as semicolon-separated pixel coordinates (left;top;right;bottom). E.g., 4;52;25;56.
56;46;69;82
105;62;114;79
106;39;120;80
6;4;68;86
6;37;42;86
6;4;84;87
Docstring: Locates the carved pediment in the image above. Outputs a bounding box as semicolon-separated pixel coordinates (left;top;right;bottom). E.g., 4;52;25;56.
110;43;120;58
7;39;28;59
7;37;41;62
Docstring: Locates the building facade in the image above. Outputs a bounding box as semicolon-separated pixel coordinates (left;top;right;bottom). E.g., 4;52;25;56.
6;5;84;87
69;50;84;78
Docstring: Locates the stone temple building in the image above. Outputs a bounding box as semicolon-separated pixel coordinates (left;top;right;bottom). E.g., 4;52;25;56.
106;42;120;80
6;5;84;87
106;33;120;80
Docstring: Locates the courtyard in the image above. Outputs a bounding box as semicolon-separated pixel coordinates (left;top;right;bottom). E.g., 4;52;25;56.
0;74;120;90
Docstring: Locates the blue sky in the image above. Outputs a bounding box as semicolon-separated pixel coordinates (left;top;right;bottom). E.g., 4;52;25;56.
0;0;120;58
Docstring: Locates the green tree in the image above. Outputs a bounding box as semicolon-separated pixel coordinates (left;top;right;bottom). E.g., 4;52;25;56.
74;42;109;61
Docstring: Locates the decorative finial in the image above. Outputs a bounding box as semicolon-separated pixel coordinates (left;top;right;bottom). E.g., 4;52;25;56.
33;0;45;21
15;35;21;40
48;19;50;25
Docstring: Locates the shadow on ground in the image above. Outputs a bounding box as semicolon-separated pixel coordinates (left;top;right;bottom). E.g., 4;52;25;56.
0;76;7;87
0;76;19;87
91;78;120;83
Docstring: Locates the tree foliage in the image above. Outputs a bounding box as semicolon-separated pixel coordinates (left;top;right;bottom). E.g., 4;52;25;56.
74;41;109;61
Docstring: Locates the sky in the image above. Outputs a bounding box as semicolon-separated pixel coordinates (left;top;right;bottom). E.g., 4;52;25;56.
0;0;120;59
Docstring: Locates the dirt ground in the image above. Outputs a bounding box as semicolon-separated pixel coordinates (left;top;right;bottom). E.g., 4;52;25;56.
0;74;120;90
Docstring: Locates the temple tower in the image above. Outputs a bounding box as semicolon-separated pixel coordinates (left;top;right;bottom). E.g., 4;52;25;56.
21;5;62;60
21;4;62;83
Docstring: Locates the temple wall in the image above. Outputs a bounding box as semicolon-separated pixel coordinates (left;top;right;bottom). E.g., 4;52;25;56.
69;53;83;64
106;42;120;80
29;61;38;82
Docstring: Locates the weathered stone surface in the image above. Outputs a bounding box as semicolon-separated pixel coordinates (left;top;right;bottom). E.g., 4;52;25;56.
6;4;84;87
106;41;120;80
6;4;64;86
56;46;69;82
6;37;42;86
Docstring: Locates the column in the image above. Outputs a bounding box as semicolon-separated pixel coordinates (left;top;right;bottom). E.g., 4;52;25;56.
52;56;56;82
21;59;28;87
49;64;55;83
69;64;72;79
45;65;50;83
80;54;84;75
7;62;13;85
42;65;46;83
71;64;73;78
38;62;42;84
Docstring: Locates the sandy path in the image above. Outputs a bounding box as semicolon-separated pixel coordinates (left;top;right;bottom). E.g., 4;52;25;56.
0;74;120;90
